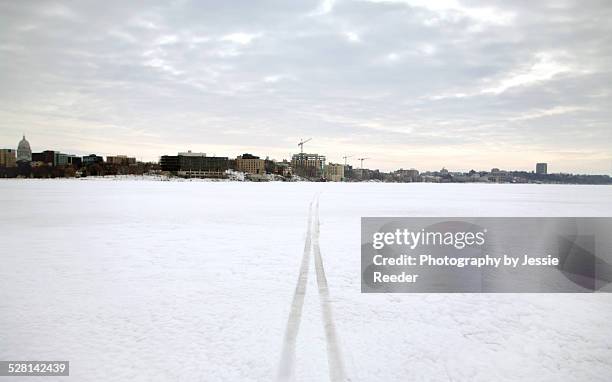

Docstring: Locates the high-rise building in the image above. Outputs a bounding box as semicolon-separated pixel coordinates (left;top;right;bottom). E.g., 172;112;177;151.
0;149;17;167
236;153;265;175
82;154;104;166
160;152;228;178
160;155;180;172
55;152;69;166
32;150;55;166
393;168;419;182
67;155;82;168
107;155;136;165
536;163;548;175
324;163;344;182
17;135;32;162
291;153;326;178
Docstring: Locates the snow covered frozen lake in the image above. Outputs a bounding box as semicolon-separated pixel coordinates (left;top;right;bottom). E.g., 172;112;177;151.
1;180;611;381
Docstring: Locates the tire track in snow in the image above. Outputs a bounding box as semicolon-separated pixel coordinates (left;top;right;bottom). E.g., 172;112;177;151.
277;200;314;382
312;198;347;382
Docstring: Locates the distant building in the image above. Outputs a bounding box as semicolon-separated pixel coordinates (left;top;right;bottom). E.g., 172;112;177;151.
356;168;382;181
352;168;365;180
344;164;354;180
32;150;56;166
276;161;292;177
179;156;228;178
160;155;180;172
82;154;104;166
421;175;441;183
67;155;82;168
55;152;69;166
236;153;265;175
262;158;292;177
29;151;77;167
160;151;228;178
0;149;17;167
17;135;32;162
264;157;274;173
291;153;326;178
488;168;511;183
325;163;344;182
393;168;419;182
107;155;136;165
536;162;548;175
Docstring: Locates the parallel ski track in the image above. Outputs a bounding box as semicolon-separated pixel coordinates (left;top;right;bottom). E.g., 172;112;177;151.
277;195;347;382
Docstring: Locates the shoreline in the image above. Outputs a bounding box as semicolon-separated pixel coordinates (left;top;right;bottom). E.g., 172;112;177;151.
1;175;611;185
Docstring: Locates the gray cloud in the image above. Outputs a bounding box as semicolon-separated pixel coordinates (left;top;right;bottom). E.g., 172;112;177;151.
0;0;610;173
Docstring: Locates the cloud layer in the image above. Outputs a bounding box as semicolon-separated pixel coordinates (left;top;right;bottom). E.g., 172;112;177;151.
1;0;611;173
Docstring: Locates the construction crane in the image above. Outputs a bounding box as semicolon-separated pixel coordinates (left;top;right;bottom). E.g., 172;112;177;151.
357;157;370;169
342;154;353;166
297;138;312;153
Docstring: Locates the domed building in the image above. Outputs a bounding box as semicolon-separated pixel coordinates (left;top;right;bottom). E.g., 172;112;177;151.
17;135;32;162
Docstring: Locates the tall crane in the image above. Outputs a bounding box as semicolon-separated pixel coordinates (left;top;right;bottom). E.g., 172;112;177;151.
357;157;370;169
298;138;312;153
342;154;353;166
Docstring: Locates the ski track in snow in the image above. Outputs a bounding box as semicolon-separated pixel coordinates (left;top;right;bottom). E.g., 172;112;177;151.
313;197;347;382
278;195;347;382
277;200;313;382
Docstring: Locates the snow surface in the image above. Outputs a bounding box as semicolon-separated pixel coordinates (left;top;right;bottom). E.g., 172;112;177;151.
1;180;611;381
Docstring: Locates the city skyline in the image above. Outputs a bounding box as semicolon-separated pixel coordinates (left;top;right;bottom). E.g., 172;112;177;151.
0;133;592;176
1;1;611;173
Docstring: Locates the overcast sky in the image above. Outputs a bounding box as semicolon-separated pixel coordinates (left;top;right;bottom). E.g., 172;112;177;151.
1;0;611;173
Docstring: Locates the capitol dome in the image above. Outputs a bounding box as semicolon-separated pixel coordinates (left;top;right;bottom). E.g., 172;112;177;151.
17;135;32;162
